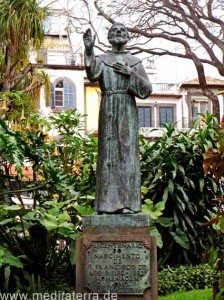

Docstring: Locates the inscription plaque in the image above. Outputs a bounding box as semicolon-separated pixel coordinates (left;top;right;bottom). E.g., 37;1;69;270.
84;241;150;295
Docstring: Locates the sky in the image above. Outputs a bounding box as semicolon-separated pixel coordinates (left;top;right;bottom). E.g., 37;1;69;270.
154;55;222;84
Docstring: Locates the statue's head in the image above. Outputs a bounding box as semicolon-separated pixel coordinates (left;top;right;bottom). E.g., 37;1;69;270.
107;23;130;46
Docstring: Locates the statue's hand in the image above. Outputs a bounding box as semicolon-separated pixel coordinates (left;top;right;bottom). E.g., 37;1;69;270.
113;62;132;77
83;28;96;55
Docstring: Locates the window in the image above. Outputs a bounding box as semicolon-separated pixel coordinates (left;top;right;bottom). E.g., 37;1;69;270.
191;99;208;120
146;58;155;69
138;106;152;127
43;16;52;34
159;107;173;126
52;79;75;108
55;81;63;106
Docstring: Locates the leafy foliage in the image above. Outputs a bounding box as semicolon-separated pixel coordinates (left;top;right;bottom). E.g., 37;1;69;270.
0;109;223;292
202;115;224;298
0;0;45;51
0;0;50;117
0;109;97;292
140;114;222;266
158;264;216;296
0;0;46;92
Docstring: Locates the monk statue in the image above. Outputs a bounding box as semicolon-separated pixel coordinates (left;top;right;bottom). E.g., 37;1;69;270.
83;23;152;214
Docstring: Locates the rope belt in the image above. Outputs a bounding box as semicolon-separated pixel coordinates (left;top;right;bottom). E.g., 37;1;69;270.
102;90;128;95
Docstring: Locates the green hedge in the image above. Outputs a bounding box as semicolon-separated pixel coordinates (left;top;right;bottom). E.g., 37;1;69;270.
158;264;216;295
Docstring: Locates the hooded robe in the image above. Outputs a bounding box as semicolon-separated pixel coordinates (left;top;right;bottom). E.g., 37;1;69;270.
85;50;152;213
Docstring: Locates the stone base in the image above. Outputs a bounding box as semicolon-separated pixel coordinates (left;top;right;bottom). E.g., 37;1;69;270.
76;215;158;300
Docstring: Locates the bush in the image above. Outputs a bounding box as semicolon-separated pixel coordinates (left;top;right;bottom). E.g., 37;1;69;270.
140;114;222;266
0;110;97;292
158;264;216;295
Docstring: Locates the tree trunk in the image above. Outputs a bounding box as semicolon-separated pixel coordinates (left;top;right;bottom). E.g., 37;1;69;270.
2;76;11;92
202;88;220;119
2;49;12;92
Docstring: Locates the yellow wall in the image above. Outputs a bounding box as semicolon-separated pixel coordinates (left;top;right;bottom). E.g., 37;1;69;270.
85;86;101;133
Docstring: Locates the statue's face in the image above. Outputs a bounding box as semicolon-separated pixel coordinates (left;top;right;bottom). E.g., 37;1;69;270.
108;24;129;46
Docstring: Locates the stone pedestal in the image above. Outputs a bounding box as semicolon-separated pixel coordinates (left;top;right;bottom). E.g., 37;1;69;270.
76;214;158;300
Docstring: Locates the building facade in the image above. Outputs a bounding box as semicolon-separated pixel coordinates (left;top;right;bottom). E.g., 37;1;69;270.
31;8;224;137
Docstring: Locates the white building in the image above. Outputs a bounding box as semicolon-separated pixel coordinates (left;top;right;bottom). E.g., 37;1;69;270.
31;6;224;137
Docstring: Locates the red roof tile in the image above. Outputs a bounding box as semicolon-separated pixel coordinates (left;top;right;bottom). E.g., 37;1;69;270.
180;76;224;87
9;165;42;181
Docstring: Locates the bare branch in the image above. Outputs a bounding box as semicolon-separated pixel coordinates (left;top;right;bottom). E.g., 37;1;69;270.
66;0;224;115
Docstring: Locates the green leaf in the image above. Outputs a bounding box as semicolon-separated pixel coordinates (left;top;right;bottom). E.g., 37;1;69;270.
208;245;218;265
152;171;163;183
58;211;71;224
155;201;165;212
68;232;82;239
47;208;61;216
3;249;23;268
147;183;158;190
178;143;186;152
186;178;195;189
162;187;169;202
171;230;190;250
171;169;177;180
83;164;89;178
43;200;58;208
79;195;95;200
156;217;174;227
43;212;57;222
176;184;189;202
168;179;174;195
57;198;78;209
166;137;172;146
22;211;38;221
75;205;95;216
4;266;10;291
0;218;14;225
3;205;21;211
178;165;185;175
210;178;218;193
176;195;185;211
69;240;76;265
0;249;4;267
141;199;165;220
220;216;224;233
0;118;8;130
40;219;58;231
150;224;163;248
199;178;204;193
57;225;76;237
141;186;148;194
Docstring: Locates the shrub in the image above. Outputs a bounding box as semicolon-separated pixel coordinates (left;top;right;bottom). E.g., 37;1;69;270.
140;114;222;266
158;264;216;295
0;110;97;292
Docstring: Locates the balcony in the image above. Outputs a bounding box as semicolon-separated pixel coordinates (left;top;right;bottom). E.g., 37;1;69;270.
151;83;179;94
33;48;83;66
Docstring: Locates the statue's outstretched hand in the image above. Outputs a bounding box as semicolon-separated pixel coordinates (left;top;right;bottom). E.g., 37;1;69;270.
83;28;96;55
113;62;132;77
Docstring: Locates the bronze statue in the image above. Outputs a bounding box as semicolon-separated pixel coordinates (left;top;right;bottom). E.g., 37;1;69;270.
83;23;152;214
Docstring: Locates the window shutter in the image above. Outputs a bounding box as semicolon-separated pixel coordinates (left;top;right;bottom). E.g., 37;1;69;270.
138;107;152;127
51;83;55;108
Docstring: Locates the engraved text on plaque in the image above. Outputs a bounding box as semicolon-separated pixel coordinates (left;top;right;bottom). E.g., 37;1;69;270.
84;241;150;294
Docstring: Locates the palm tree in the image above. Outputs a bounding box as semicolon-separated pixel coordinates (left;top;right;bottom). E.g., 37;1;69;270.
0;0;46;92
